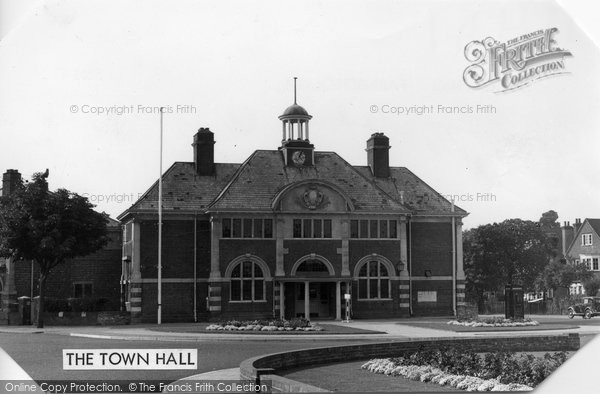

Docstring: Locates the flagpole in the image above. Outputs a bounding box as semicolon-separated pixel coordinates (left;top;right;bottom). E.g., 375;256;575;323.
158;107;164;325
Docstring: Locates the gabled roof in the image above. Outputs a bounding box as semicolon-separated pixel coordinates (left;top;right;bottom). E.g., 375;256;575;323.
587;219;600;237
207;150;410;213
565;218;600;256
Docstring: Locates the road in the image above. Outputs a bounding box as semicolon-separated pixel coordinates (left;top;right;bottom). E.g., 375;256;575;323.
0;332;368;382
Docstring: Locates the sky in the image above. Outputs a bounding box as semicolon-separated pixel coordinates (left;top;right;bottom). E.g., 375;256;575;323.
0;0;599;229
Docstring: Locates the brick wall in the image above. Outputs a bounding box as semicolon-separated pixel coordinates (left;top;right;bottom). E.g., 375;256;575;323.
13;228;122;309
411;222;452;276
411;279;453;316
140;282;201;323
348;240;400;275
241;334;580;383
220;240;276;275
140;220;195;278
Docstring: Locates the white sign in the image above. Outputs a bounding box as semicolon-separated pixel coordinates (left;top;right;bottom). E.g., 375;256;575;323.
417;291;437;302
63;349;197;370
344;293;351;300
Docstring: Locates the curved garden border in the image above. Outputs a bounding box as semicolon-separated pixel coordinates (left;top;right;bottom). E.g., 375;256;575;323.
239;333;580;392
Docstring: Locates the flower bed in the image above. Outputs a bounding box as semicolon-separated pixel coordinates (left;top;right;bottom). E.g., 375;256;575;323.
361;349;567;391
447;316;539;327
206;318;324;332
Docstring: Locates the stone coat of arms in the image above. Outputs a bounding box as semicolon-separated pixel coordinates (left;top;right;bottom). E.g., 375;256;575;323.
300;186;328;210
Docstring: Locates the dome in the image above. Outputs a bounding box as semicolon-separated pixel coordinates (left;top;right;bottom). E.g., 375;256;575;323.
282;104;310;117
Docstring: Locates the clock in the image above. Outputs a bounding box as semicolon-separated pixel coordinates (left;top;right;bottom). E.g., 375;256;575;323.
292;150;306;165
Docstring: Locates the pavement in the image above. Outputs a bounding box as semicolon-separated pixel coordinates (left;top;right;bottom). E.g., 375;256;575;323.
2;315;599;340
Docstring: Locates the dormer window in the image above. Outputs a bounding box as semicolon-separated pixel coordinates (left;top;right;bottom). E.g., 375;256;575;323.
582;233;593;246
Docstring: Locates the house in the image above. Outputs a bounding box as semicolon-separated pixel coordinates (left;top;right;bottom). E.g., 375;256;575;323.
118;88;469;323
0;169;122;324
564;218;600;295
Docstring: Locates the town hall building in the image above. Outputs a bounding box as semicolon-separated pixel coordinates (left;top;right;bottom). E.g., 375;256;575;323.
118;87;468;323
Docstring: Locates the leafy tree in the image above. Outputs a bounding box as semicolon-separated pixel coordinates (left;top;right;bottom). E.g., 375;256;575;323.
535;260;592;294
0;171;108;328
582;276;600;296
464;219;552;302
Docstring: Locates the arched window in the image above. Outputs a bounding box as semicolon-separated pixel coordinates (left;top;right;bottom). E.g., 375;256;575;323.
296;259;329;273
230;260;265;301
357;260;390;300
291;255;335;277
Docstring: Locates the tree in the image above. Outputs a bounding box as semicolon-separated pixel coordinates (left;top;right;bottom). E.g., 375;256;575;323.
464;219;552;303
0;171;108;328
534;260;592;294
582;276;600;296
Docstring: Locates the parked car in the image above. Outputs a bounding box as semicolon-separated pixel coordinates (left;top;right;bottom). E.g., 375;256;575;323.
567;297;600;319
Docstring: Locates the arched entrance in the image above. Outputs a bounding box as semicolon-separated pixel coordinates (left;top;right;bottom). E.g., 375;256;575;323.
282;255;344;320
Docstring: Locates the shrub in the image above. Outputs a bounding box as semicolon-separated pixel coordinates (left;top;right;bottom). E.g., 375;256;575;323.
44;298;69;312
385;349;566;387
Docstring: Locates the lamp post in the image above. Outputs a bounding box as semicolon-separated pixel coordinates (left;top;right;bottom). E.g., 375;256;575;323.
157;107;164;325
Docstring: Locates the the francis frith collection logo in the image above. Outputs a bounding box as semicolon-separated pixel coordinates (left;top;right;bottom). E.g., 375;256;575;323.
463;28;572;92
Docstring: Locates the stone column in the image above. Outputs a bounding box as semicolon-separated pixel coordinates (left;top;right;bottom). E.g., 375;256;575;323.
399;217;408;268
279;282;285;320
208;215;222;317
398;269;410;317
335;281;341;320
456;219;466;307
304;281;310;319
275;217;286;277
209;216;222;280
339;218;350;276
129;221;143;323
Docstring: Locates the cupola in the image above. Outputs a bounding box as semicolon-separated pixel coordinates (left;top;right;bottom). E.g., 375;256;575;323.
279;77;314;167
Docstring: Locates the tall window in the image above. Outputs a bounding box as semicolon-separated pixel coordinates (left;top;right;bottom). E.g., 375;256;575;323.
73;282;93;298
582;233;593;246
222;218;273;238
230;260;265;301
593;258;599;271
292;219;332;238
350;219;397;239
357;260;390;300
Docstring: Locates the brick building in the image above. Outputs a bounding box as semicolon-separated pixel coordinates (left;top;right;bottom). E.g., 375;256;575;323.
563;218;600;295
118;90;468;323
0;170;122;324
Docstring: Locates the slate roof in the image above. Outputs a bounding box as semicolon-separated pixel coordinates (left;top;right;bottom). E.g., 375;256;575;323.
118;162;240;218
106;216;121;228
208;150;409;213
120;150;467;219
354;166;467;215
587;219;600;237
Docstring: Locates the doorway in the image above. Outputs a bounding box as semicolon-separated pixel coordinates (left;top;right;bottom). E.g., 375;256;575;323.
284;282;335;319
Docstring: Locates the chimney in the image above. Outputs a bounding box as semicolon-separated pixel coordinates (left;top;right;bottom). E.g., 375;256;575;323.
573;218;582;235
192;128;215;175
1;169;22;197
561;221;574;257
366;132;390;178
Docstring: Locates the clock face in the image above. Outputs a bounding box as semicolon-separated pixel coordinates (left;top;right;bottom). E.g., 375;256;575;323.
292;150;306;165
